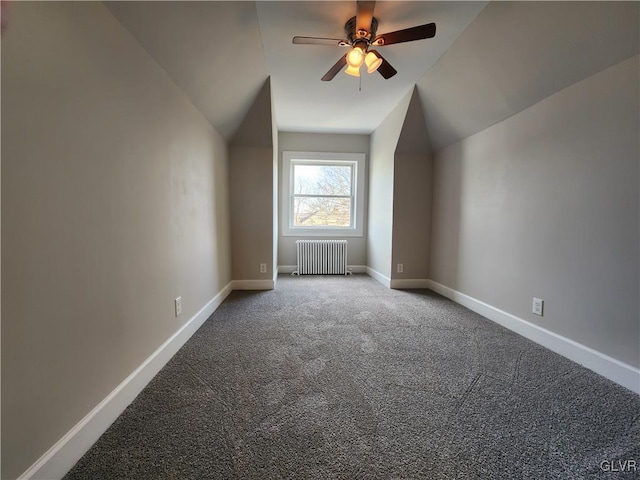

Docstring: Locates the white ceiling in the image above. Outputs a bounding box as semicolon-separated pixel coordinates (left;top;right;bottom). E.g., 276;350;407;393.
106;1;486;139
256;1;486;134
106;1;270;139
416;1;640;150
106;1;639;148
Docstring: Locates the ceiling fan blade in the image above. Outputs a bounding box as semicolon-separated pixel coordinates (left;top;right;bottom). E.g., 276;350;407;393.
356;1;376;33
372;22;436;46
369;51;397;79
293;36;348;46
321;54;348;81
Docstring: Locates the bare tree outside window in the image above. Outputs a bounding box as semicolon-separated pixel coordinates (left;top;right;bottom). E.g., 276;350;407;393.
282;151;364;237
293;164;353;227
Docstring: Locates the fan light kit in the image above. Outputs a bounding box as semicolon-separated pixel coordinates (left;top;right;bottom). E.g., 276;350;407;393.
293;0;436;81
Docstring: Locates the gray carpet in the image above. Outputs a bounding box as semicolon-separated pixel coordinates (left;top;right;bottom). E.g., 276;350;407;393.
64;274;640;479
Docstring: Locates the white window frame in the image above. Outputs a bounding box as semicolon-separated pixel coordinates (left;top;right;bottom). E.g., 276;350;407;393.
282;151;365;237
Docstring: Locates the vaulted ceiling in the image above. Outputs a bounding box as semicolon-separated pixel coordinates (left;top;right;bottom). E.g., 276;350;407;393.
106;1;639;150
256;1;486;135
416;1;640;150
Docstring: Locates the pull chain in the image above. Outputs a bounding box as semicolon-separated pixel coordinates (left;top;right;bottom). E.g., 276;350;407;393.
359;73;362;92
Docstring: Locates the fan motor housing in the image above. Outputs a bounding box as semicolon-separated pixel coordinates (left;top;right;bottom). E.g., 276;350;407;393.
345;16;378;44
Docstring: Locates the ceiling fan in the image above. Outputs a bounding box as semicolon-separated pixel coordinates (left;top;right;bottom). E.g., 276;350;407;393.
292;1;436;81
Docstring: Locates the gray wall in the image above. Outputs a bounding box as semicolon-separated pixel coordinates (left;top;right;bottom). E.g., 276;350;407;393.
229;146;274;280
391;88;433;281
1;3;231;478
367;91;412;279
429;55;639;367
272;90;279;281
277;132;370;267
230;80;275;282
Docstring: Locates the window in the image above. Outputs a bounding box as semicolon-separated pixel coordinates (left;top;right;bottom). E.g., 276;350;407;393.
293;163;352;227
282;151;365;237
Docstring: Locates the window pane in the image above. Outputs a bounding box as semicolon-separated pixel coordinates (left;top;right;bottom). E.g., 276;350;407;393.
293;197;351;227
294;164;352;196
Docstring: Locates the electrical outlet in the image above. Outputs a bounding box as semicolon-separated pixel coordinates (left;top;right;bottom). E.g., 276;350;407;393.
175;297;182;317
532;297;543;316
260;263;267;274
397;263;404;273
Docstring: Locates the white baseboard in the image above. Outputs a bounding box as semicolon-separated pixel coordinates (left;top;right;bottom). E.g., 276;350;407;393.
425;280;640;395
349;265;367;274
278;265;296;274
23;275;637;480
231;279;274;290
390;278;430;289
278;265;368;275
18;282;233;480
366;267;391;288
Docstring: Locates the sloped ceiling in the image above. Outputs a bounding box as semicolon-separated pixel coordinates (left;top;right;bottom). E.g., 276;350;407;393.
105;1;486;139
105;1;639;147
105;1;269;139
417;1;640;151
256;1;486;135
